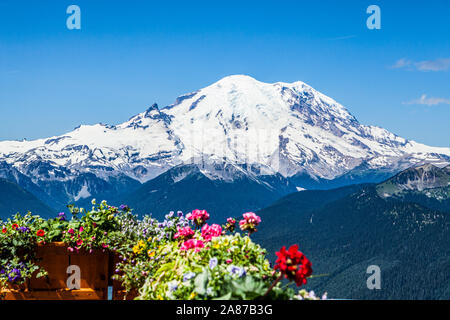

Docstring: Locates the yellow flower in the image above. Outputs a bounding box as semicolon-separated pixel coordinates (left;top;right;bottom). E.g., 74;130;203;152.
213;243;220;249
133;240;147;254
148;250;155;257
189;292;197;299
147;237;152;242
157;295;164;300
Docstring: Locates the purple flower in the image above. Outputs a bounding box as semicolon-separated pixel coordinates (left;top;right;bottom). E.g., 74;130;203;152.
209;257;218;269
227;265;246;278
177;211;183;217
8;268;21;282
183;272;196;282
19;226;30;233
168;281;178;292
58;212;66;221
120;204;129;211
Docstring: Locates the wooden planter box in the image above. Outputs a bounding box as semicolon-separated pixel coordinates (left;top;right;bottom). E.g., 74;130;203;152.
1;242;111;300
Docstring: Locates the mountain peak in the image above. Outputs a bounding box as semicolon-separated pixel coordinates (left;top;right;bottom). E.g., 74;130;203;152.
214;74;259;84
145;103;159;113
212;75;309;88
143;103;160;117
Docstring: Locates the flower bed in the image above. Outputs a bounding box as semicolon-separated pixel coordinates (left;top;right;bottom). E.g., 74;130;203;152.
1;201;325;300
111;209;321;300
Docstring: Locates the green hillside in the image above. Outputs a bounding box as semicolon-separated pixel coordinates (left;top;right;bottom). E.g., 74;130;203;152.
254;180;450;299
0;178;56;220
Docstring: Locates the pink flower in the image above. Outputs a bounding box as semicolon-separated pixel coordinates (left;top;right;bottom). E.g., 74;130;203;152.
186;209;210;227
174;226;195;240
67;247;74;252
180;239;205;252
102;243;108;248
225;217;237;232
226;259;232;264
243;212;261;224
76;240;83;246
201;224;222;241
239;212;261;235
68;228;75;235
79;226;84;233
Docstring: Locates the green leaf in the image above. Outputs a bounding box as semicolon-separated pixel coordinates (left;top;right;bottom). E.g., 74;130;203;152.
193;269;209;296
213;292;232;300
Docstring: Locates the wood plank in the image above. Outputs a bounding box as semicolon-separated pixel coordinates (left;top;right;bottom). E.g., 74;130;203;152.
1;288;105;300
30;244;70;289
69;251;109;292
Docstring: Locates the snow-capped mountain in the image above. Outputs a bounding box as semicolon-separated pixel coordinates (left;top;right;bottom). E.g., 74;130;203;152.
0;75;449;207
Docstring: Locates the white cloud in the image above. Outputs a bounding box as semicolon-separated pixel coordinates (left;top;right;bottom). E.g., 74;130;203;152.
391;58;413;69
415;59;450;72
403;94;450;106
392;58;450;72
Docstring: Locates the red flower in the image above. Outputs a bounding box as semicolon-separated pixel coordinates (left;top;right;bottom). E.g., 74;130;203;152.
12;223;19;230
274;245;312;287
1;227;7;234
36;229;45;237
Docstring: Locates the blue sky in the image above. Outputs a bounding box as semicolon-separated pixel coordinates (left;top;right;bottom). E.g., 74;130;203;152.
0;0;449;146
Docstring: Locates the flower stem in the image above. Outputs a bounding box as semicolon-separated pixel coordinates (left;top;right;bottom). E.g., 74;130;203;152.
263;273;283;298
